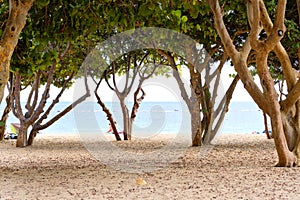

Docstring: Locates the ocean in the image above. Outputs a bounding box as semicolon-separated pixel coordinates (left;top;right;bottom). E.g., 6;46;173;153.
1;101;265;135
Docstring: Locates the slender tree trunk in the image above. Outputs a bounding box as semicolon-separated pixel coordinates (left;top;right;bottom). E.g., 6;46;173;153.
203;75;239;144
292;101;300;165
263;112;272;139
0;94;11;140
130;87;145;138
27;128;38;145
95;82;121;141
257;53;295;166
96;99;121;141
120;99;130;140
190;101;202;146
189;65;203;146
16;122;29;147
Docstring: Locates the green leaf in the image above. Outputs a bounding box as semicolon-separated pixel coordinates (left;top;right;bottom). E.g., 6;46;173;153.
173;10;182;18
181;16;188;23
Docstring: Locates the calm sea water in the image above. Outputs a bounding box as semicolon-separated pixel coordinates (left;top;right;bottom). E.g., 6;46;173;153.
0;101;265;135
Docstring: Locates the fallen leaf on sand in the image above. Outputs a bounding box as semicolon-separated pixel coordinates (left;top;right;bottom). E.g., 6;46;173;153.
136;178;147;186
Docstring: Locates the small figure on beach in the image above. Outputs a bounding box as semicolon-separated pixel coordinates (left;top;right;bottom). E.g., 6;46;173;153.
106;121;123;134
106;121;116;134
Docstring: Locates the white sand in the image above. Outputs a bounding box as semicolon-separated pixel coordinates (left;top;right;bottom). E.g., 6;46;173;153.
0;133;300;199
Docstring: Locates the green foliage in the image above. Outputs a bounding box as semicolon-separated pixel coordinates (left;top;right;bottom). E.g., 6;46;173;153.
102;49;172;80
1;0;298;92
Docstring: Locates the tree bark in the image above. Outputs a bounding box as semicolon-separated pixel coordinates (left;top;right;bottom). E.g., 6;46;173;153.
190;102;202;146
202;53;226;144
0;94;11;140
95;79;121;141
129;87;146;138
189;65;203;146
258;0;300;164
256;53;295;166
120;98;130;140
12;65;54;147
0;0;33;103
16;122;28;147
27;128;37;146
263;112;272;139
12;42;74;147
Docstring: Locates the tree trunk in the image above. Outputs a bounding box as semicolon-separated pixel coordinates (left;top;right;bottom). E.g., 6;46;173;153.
120;99;130;140
0;0;33;103
257;53;295;167
0;94;11;140
263;112;272;139
190;102;202;146
94;81;121;141
130;87;145;138
16;122;29;148
271;114;296;167
203;75;239;144
294;101;300;164
27;128;38;146
292;101;300;165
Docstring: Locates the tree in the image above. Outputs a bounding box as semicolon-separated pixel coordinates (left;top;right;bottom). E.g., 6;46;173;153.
0;76;12;140
11;41;90;147
208;0;300;166
128;1;243;146
158;49;239;146
93;50;167;140
6;0;117;147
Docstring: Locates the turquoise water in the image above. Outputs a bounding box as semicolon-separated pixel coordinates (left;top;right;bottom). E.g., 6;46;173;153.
1;101;265;135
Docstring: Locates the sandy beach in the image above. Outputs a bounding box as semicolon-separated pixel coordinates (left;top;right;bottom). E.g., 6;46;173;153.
0;133;300;200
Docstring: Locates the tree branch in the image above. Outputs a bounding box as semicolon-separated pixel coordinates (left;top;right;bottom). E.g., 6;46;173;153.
281;80;300;113
209;0;268;113
259;0;296;91
157;50;191;110
37;70;90;130
29;63;56;124
35;72;75;129
95;78;121;141
207;0;239;59
25;70;41;117
11;72;25;121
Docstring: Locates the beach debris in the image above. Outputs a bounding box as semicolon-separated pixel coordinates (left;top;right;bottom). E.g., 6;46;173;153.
4;133;18;140
136;177;147;186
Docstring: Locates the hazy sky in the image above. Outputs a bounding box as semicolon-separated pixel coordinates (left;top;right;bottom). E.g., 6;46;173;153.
67;64;258;103
13;62;257;103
